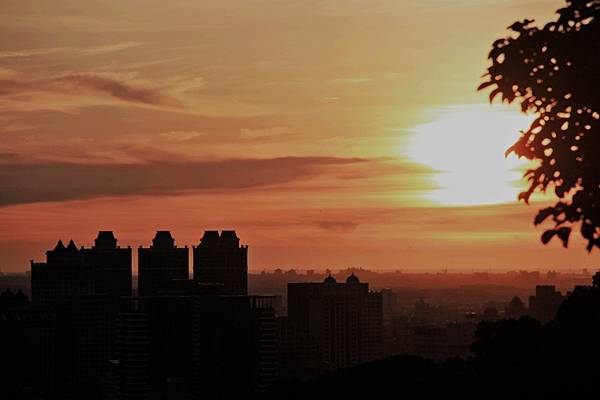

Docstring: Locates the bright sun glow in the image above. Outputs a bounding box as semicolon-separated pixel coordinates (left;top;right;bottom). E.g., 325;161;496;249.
406;104;534;206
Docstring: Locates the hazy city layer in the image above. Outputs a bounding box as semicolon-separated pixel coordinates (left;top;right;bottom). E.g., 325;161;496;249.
2;230;596;398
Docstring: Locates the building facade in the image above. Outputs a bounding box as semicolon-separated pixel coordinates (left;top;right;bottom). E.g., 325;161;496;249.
529;285;565;323
30;233;132;399
193;230;248;295
31;232;132;306
31;239;93;307
82;231;132;300
114;288;278;399
138;231;189;297
287;274;383;371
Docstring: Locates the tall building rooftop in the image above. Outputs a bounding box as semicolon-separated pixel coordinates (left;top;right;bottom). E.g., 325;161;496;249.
53;240;66;252
94;231;117;249
199;230;242;247
66;240;79;252
152;231;175;249
201;230;220;245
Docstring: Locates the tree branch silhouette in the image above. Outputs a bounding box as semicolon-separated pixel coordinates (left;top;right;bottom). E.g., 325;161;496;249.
480;0;600;250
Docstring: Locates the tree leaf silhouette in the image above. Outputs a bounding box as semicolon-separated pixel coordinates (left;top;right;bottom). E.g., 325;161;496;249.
479;0;600;250
541;229;557;244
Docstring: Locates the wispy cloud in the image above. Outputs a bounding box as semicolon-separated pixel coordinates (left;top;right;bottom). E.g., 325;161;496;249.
0;42;143;59
53;73;180;106
0;47;67;59
81;42;144;55
315;220;360;233
0;72;181;109
329;77;373;85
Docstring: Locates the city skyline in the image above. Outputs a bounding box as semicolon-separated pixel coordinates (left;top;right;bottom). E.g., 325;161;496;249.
3;1;600;398
2;0;599;272
13;230;600;275
7;227;596;398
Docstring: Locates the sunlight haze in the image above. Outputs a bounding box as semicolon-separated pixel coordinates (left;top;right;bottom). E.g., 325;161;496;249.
2;0;593;272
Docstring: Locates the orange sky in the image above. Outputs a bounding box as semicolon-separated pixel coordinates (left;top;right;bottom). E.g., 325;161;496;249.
2;0;597;272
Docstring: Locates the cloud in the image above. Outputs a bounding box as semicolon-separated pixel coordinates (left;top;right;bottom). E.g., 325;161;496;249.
0;156;367;207
173;76;208;94
239;126;293;140
316;220;360;233
158;130;204;142
0;72;181;108
0;67;16;79
0;42;143;59
53;73;180;106
81;42;144;55
0;47;67;59
329;78;373;85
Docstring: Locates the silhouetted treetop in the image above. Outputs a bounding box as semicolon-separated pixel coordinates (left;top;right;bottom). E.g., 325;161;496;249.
593;271;600;287
479;0;600;250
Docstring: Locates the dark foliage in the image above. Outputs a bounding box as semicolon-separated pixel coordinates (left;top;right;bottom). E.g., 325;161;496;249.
260;355;471;399
479;0;600;250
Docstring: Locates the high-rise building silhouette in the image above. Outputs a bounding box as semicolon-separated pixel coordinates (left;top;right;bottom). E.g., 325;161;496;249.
113;307;152;400
31;239;92;308
196;294;278;396
82;231;132;299
277;315;321;380
30;234;131;400
31;232;132;305
0;289;49;398
193;230;248;295
114;283;278;398
27;230;281;398
287;274;383;371
138;231;189;296
51;294;113;400
529;285;565;323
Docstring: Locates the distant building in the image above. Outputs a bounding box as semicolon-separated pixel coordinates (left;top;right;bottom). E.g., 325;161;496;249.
382;315;412;357
529;285;564;323
138;231;189;296
381;288;398;315
287;274;383;371
412;297;446;323
505;296;528;318
482;306;499;321
193;230;248;295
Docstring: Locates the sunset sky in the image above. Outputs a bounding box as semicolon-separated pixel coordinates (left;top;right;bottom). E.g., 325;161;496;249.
2;0;596;273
